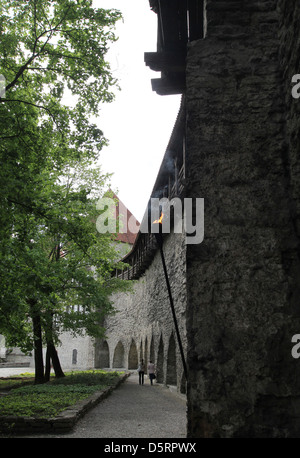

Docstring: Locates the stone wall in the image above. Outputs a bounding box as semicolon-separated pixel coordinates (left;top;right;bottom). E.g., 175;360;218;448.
56;332;96;371
185;0;300;437
278;0;300;240
96;230;187;391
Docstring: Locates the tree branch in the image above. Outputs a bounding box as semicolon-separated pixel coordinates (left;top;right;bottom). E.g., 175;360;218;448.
4;3;72;94
5;54;37;93
0;98;58;126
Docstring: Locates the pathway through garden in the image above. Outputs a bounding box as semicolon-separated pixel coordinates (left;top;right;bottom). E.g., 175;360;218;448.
4;371;187;438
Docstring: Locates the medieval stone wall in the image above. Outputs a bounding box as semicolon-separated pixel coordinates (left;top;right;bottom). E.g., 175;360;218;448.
56;332;96;370
95;229;187;391
278;0;300;239
185;0;300;438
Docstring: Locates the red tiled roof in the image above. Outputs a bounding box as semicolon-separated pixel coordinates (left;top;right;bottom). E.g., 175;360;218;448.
109;191;140;246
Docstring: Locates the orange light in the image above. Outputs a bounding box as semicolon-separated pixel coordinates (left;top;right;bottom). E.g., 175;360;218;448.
153;212;164;224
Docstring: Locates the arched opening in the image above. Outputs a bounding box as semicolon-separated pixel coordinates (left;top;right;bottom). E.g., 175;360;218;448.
157;335;164;383
166;333;177;385
144;337;148;373
113;341;125;368
180;371;187;394
128;340;138;369
95;340;110;368
72;349;77;365
150;336;155;362
139;339;143;362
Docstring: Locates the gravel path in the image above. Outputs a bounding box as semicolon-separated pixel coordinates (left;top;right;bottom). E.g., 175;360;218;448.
12;373;187;438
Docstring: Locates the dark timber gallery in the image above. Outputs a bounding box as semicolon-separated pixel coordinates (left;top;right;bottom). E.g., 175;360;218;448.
145;0;300;437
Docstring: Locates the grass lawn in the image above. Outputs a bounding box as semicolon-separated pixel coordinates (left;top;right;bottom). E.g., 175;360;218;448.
0;370;123;419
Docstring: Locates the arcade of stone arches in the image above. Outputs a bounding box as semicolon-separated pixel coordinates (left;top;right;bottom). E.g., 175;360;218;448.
95;332;186;393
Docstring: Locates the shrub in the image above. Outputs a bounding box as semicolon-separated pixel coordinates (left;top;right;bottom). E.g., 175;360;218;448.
0;370;123;419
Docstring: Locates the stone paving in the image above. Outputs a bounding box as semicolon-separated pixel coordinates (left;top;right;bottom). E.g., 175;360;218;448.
0;369;187;438
0;367;35;377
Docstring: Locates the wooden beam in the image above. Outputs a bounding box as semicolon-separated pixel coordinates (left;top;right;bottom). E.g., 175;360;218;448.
159;0;188;52
188;0;204;41
151;75;185;96
144;51;186;73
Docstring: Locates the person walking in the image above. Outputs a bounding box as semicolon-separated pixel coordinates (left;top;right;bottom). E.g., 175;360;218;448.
148;360;156;385
138;359;145;385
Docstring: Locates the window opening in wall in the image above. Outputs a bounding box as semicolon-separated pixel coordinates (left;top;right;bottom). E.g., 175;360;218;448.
72;349;77;365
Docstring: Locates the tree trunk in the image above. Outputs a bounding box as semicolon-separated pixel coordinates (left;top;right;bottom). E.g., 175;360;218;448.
47;341;65;378
45;345;51;382
31;308;45;384
44;308;65;379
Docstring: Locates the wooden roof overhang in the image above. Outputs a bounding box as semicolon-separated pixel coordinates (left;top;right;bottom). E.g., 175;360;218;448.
114;2;205;278
145;0;204;95
114;98;186;281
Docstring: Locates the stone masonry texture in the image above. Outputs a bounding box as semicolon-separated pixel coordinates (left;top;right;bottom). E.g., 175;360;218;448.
185;0;300;437
99;231;187;391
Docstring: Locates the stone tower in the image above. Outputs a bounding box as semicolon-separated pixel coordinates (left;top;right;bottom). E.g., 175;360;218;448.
146;0;300;438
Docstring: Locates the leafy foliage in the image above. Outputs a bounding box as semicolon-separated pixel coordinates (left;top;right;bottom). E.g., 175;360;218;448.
0;0;131;379
0;370;123;418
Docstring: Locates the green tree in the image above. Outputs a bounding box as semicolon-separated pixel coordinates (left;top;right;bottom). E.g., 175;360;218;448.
0;0;122;243
2;162;129;383
0;0;129;383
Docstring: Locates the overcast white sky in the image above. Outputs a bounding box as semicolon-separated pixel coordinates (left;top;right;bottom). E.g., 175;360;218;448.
93;0;181;222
